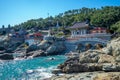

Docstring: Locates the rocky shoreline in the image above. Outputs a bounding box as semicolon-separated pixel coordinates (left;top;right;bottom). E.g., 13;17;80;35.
50;72;120;80
0;36;66;60
49;37;120;80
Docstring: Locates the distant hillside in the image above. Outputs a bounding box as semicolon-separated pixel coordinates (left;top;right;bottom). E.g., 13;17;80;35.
13;6;120;32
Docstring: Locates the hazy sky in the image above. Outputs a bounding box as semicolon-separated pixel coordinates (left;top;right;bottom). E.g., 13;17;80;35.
0;0;120;27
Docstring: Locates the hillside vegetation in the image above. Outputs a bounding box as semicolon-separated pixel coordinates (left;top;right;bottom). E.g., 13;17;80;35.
13;6;120;32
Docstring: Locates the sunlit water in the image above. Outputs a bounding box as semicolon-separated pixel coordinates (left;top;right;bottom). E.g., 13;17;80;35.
0;55;66;80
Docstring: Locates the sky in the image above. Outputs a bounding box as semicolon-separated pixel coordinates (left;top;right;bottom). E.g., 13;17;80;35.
0;0;120;27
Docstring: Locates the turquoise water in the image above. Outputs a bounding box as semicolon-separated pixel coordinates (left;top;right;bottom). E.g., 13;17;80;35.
0;55;66;80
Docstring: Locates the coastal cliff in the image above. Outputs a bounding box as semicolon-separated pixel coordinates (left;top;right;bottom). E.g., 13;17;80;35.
18;37;66;59
50;37;120;80
0;36;66;60
39;36;66;55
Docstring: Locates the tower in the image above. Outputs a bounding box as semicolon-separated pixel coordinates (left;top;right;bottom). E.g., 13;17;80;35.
56;21;59;28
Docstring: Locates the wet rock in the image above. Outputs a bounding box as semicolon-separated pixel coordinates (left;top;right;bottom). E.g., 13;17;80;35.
52;69;62;74
0;53;13;60
26;50;44;58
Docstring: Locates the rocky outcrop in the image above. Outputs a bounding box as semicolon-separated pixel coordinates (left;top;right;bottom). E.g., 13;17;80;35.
0;53;14;60
26;44;39;53
12;37;66;59
46;41;66;55
79;50;115;63
93;72;120;80
26;50;44;58
53;37;120;75
102;37;120;57
50;72;120;80
38;36;66;55
38;40;51;50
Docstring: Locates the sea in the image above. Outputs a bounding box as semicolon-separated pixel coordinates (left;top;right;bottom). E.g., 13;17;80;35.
0;55;67;80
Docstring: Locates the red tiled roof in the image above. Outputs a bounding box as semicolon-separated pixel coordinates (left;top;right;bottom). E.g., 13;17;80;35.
93;27;106;30
34;32;42;36
69;22;89;29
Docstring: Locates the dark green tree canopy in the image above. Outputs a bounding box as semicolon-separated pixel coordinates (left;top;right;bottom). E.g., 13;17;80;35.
11;6;120;32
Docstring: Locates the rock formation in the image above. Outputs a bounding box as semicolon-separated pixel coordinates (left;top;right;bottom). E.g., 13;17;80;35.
50;72;120;80
0;53;14;60
51;37;120;80
38;36;66;55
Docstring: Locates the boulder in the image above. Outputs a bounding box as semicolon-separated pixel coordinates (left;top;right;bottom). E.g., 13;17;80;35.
62;63;89;73
102;63;120;72
94;43;103;50
26;44;39;53
26;50;45;58
98;54;115;63
104;37;120;56
85;43;92;50
79;50;101;63
38;40;51;50
59;63;103;73
93;72;120;80
45;41;66;55
115;55;120;62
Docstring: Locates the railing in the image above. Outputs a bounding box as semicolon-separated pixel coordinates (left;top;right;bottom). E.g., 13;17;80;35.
71;33;111;38
78;37;108;44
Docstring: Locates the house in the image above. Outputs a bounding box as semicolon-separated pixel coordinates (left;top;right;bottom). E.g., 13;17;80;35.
68;21;111;41
69;22;89;37
9;28;26;44
26;32;43;39
90;27;107;34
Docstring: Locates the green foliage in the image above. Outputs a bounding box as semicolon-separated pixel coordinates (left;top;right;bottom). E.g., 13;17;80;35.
90;6;120;28
111;21;120;32
13;6;120;32
55;32;64;37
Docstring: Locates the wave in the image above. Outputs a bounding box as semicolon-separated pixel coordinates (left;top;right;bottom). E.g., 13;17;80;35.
21;66;56;80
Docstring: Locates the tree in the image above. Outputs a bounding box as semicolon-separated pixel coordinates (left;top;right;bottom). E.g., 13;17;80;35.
111;21;120;32
13;6;120;33
8;24;11;28
2;25;5;28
